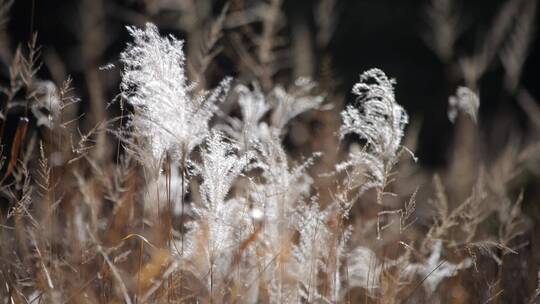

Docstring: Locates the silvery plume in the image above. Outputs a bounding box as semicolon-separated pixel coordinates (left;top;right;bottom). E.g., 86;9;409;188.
338;68;409;193
120;23;231;163
448;86;480;123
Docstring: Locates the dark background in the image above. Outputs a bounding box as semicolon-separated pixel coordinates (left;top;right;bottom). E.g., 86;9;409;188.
3;0;540;168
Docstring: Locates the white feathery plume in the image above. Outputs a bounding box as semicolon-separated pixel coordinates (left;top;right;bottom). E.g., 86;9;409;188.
447;86;480;123
182;132;249;295
403;240;472;294
270;77;324;131
120;23;231;162
222;83;271;151
290;199;332;301
338;68;409;193
347;246;385;293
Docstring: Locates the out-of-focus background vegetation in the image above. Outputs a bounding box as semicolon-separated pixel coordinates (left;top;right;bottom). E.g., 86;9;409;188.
5;0;539;166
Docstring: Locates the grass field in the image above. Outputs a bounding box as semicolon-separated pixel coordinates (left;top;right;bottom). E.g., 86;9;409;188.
1;0;539;303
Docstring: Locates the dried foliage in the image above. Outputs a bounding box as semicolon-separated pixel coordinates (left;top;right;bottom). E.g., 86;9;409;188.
1;1;539;303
